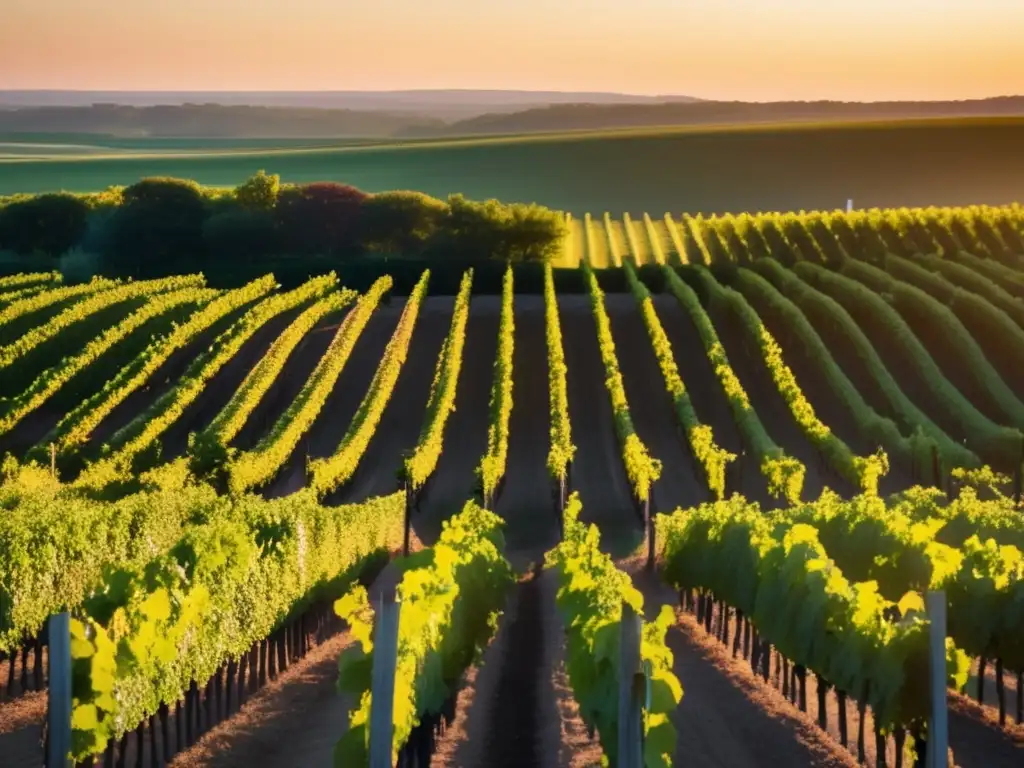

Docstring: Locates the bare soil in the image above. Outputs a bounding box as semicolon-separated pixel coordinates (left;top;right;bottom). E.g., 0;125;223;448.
327;296;453;505
413;297;500;547
605;293;709;514
495;295;558;559
559;295;641;557
651;294;772;506
0;690;45;768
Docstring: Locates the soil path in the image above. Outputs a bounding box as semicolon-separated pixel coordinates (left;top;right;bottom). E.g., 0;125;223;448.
263;302;401;498
413;297;500;547
495;295;558;559
329;296;452;505
630;567;861;768
559;295;640;557
652;294;771;506
606;293;708;514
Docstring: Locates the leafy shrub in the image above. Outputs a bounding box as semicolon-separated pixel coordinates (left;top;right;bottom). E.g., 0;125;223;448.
0;193;91;257
429;194;567;263
234;170;280;211
103;177;209;276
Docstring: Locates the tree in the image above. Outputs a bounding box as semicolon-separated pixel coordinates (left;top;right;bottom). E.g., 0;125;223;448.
235;170;280;211
274;182;368;256
0;193;90;257
359;190;447;255
104;177;209;276
202;209;280;262
431;194;567;263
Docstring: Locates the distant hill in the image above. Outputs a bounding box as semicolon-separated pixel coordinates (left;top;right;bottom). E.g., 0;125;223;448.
0;89;703;120
0;104;446;138
426;97;1024;135
0;94;1021;140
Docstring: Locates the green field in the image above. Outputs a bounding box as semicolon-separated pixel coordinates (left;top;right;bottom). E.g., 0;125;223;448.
3;118;1024;214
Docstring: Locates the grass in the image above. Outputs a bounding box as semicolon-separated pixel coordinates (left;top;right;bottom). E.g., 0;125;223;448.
1;118;1024;214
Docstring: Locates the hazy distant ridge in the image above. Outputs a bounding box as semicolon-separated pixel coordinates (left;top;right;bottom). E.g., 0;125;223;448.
0;93;1021;139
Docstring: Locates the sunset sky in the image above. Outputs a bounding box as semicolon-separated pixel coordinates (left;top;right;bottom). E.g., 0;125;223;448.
3;0;1022;101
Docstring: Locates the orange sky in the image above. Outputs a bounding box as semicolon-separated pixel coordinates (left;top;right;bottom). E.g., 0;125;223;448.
3;0;1022;100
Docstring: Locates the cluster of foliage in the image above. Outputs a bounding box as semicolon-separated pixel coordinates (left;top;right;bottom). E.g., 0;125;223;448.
547;494;682;768
624;262;733;498
657;494;971;738
476;267;515;502
68;484;404;761
225;277;392;493
403;270;473;489
662;266;804;503
334;501;513;765
0;173;568;276
544;264;575;480
0;276;119;330
584;264;662;501
310;271;430;495
189;286;357;477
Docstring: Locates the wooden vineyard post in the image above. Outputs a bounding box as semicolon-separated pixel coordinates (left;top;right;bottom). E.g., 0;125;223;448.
926;591;949;768
47;612;72;768
402;482;412;557
369;588;401;768
618;601;644;768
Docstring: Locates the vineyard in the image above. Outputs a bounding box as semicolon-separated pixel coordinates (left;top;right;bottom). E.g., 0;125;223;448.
2;203;1024;768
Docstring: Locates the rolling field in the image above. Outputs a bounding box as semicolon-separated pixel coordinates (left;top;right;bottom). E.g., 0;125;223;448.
4;118;1024;213
2;205;1024;768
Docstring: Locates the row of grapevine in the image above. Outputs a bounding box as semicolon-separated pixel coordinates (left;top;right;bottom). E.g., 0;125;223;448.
584;264;662;503
69;487;405;761
543;264;575;481
908;252;1024;330
225;277;391;494
882;253;1024;392
188;286;355;475
657;498;971;738
733;263;933;483
0;276;120;333
840;257;1024;430
623;261;734;499
72;275;339;491
0;270;60;294
0;286;219;436
0;283;51;309
751;259;979;473
309;271;431;495
403;270;473;489
334;501;513;764
476;267;515;504
699;267;889;494
33;274;277;460
0;462;219;655
547;493;682;768
661;266;804;503
945;249;1024;298
772;488;1024;675
794;261;1024;470
0;274;203;372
